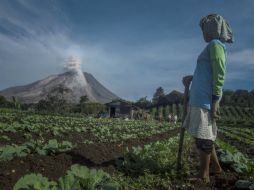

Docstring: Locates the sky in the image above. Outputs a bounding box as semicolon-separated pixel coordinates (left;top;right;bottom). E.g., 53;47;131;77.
0;0;253;100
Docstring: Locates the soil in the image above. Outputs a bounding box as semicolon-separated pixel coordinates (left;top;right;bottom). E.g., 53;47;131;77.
0;132;27;146
218;132;254;159
0;128;180;190
0;128;249;190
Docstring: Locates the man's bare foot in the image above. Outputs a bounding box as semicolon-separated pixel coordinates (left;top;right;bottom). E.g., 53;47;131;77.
210;166;223;175
188;174;210;184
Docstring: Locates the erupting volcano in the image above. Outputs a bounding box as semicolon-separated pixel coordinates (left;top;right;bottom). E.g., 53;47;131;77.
0;56;119;104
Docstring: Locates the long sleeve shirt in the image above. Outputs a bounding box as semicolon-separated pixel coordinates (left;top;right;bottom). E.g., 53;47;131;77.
189;39;226;110
209;42;226;100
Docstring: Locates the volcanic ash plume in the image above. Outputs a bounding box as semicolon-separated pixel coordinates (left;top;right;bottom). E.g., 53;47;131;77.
64;56;95;101
65;56;88;86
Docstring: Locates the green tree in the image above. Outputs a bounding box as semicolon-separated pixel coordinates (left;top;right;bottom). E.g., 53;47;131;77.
135;96;151;109
80;96;89;104
0;95;8;107
221;90;234;106
164;90;183;105
49;85;71;100
152;87;165;105
80;102;105;115
12;96;21;110
36;94;70;113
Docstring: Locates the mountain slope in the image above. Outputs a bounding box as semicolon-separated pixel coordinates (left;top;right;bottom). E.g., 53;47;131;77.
84;72;119;103
0;72;119;104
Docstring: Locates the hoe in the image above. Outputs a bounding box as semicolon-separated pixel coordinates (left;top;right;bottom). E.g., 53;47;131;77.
176;84;190;173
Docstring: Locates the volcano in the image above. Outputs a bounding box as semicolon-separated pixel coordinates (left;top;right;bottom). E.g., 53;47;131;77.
0;72;119;104
0;56;119;104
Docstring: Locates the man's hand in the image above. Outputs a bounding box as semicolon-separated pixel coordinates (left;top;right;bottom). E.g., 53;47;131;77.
182;75;193;88
212;100;220;120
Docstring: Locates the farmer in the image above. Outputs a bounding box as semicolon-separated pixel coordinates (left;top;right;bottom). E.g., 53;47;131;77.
168;113;172;122
173;115;178;124
182;14;233;183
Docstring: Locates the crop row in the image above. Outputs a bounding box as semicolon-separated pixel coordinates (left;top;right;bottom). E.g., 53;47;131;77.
11;135;194;190
114;135;199;190
149;105;254;122
219;128;254;147
220;127;254;142
0;109;177;143
220;106;254;121
0;139;75;161
11;136;254;190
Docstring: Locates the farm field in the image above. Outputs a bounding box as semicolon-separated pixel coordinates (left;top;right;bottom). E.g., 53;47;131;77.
0;108;254;190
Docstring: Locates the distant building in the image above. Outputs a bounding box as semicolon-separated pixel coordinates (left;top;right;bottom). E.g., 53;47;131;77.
105;99;138;118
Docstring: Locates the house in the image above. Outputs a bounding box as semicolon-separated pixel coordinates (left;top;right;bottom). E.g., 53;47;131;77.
105;99;138;118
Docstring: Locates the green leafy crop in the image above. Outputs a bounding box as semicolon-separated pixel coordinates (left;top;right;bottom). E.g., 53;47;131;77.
0;139;75;161
117;136;191;178
13;174;57;190
38;139;75;155
217;140;254;179
13;164;120;190
0;144;30;161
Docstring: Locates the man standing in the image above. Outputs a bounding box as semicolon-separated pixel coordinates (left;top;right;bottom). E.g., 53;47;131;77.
174;115;178;124
168;113;172;122
183;14;234;182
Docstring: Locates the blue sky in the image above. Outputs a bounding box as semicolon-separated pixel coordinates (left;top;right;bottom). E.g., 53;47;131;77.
0;0;253;100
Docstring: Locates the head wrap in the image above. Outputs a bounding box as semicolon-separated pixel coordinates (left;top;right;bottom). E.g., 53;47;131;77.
200;14;234;43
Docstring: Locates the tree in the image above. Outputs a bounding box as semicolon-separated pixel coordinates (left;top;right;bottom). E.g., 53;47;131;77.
221;90;234;106
231;90;251;107
12;96;21;110
36;94;71;113
80;102;105;115
80;96;89;104
164;90;183;105
0;95;8;107
152;87;165;105
220;89;254;107
135;96;151;109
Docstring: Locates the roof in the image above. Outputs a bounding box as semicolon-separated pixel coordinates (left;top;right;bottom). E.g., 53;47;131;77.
105;99;140;109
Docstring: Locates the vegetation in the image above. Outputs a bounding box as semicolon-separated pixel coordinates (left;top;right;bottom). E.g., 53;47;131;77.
0;108;177;148
221;89;254;107
13;164;119;190
216;140;254;180
117;136;191;176
0;139;75;161
36;94;71;113
0;86;254;190
80;102;106;115
152;87;165;105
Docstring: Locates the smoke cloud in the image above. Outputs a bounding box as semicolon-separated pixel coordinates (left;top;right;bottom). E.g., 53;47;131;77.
63;56;96;101
65;56;81;73
65;56;88;86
